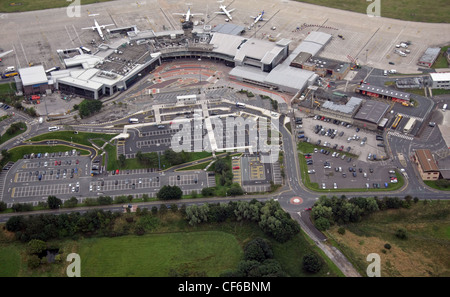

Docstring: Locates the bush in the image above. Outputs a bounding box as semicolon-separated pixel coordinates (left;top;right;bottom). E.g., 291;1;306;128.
338;227;346;235
302;253;322;273
384;243;391;250
395;228;408;240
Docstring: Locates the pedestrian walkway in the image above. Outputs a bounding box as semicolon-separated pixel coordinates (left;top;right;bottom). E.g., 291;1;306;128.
387;131;414;141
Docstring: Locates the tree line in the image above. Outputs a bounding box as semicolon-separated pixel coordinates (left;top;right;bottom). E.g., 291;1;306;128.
185;199;300;243
311;195;420;231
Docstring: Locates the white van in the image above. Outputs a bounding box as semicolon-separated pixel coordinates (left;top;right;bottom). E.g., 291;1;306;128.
48;126;59;131
443;104;447;112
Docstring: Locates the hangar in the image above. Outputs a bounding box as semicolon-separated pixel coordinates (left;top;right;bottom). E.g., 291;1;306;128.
18;65;52;96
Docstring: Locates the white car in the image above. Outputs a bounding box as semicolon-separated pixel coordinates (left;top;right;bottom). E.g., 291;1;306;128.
333;183;337;189
322;183;326;189
89;185;93;191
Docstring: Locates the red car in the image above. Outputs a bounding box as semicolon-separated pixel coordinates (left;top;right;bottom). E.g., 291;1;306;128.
76;159;79;164
116;169;119;175
233;166;240;170
55;161;58;166
305;155;312;159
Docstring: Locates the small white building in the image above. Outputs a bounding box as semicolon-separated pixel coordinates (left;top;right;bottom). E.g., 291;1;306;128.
430;72;450;89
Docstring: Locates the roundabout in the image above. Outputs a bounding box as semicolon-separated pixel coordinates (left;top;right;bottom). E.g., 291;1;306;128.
290;196;303;205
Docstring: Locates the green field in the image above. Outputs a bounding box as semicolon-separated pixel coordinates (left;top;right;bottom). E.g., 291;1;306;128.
296;0;450;23
78;231;242;277
0;0;114;13
0;216;342;277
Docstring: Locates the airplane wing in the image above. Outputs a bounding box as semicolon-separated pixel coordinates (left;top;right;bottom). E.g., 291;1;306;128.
228;9;235;12
81;26;95;30
173;13;186;16
102;24;115;27
0;50;14;59
190;13;203;16
215;11;226;14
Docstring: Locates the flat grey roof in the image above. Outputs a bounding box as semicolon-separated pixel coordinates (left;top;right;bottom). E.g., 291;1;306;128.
419;47;441;64
18;65;48;86
322;96;362;114
264;64;316;90
354;99;390;124
211;23;245;35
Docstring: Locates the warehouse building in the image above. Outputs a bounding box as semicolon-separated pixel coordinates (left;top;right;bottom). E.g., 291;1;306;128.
353;100;390;130
417;47;441;68
18;65;52;96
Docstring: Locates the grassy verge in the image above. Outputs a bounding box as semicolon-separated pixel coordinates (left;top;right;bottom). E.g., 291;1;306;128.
423;180;450;191
294;0;450;23
432;46;449;69
0;0;114;13
28;131;116;147
325;200;450;276
0;122;27;145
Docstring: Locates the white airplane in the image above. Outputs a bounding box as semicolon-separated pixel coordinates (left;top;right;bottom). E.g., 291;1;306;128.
250;11;265;26
173;6;203;22
0;50;14;61
82;16;114;40
215;1;235;21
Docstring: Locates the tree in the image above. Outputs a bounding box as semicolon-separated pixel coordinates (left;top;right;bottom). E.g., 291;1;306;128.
47;196;62;209
6;216;26;232
78;99;102;118
244;238;273;262
0;201;7;212
118;154;126;168
303;253;322;273
157;185;182;200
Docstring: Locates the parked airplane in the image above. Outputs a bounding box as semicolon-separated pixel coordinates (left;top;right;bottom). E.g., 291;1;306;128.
173;6;203;22
81;16;114;40
250;11;265;26
215;1;235;21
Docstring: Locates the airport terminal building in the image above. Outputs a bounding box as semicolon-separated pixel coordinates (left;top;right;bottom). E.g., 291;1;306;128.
17;24;330;100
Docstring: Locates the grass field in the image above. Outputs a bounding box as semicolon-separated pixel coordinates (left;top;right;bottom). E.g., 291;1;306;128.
77;231;242;277
0;0;114;13
326;200;450;276
296;0;450;23
0;214;342;277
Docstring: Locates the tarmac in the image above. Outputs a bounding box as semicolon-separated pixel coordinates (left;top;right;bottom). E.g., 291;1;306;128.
1;0;449;74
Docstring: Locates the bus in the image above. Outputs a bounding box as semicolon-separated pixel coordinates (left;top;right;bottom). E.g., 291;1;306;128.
403;118;416;134
129;118;139;123
1;71;18;79
391;114;403;129
45;67;60;74
236;102;246;108
80;46;92;54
